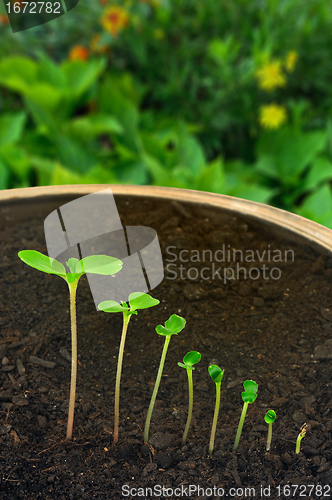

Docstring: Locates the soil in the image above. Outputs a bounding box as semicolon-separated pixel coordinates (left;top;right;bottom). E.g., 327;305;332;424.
1;194;332;500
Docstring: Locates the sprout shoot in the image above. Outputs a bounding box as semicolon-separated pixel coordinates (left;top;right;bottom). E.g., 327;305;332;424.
264;409;276;451
18;250;123;440
233;379;258;452
98;293;160;444
178;351;201;446
144;314;186;443
295;423;307;454
208;364;225;456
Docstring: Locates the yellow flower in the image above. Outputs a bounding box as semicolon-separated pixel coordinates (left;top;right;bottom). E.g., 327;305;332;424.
101;5;129;36
255;60;286;91
68;45;89;62
259;104;287;129
285;51;298;72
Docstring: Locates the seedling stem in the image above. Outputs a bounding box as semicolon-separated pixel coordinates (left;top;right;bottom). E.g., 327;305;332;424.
296;423;307;454
233;380;258;452
178;351;201;446
144;314;186;443
208;364;224;456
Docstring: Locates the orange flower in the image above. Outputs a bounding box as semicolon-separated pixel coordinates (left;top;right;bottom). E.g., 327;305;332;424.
68;45;89;62
101;5;129;36
0;14;9;24
99;0;108;5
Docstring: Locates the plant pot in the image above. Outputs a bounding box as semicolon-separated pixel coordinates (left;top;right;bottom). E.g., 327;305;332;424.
1;184;332;499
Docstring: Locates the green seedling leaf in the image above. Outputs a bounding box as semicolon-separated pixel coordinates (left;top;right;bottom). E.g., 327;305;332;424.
265;409;276;451
242;380;258;403
208;364;225;384
128;292;160;310
178;351;201;370
98;300;130;313
208;363;224;456
66;258;80;274
264;409;276;425
156;314;186;336
80;255;123;275
18;250;66;275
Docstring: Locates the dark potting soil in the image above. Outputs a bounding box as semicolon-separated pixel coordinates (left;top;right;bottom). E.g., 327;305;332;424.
1;194;332;500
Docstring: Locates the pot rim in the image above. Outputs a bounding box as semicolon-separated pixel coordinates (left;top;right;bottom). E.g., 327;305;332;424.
1;184;332;253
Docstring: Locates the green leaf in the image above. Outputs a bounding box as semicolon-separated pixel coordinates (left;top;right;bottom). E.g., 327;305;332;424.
194;157;225;193
66;258;79;274
64;114;123;141
156;314;186;336
297;184;332;228
0;112;26;147
176;123;206;176
128;292;160;311
242;379;258;404
257;127;327;184
0;56;37;92
208;364;224;384
98;300;129;313
0;159;9;190
61;58;106;98
178;350;202;370
264;410;276;424
80;255;123;275
18;250;66;276
303;157;332;191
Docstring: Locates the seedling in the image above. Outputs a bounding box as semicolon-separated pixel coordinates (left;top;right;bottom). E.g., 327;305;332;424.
144;314;186;443
208;364;225;456
295;423;307;454
178;351;201;446
18;250;123;440
98;293;160;444
264;409;276;451
233;379;258;451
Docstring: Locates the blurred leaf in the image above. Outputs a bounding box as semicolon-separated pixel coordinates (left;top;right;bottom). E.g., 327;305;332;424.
0;56;37;92
195;157;225;193
176;123;206;176
0;145;30;179
61;58;106;98
228;184;274;204
0;112;26;147
257;127;327;184
63;114;123;141
99;77;140;153
0;159;9;189
297;184;332;228
303;157;332;191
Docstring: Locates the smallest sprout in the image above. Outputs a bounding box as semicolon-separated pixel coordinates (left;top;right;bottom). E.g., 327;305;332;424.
295;423;307;454
264;410;276;451
178;351;201;446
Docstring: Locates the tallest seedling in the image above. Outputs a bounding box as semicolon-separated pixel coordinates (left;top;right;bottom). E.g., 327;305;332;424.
18;250;123;440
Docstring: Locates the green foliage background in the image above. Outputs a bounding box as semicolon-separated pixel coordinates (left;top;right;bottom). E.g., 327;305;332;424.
1;0;332;227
